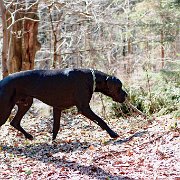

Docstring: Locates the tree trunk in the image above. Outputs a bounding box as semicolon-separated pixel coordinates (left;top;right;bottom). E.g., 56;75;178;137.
128;38;131;54
48;3;63;69
175;24;180;58
22;18;41;70
0;0;9;78
1;1;41;77
160;30;165;68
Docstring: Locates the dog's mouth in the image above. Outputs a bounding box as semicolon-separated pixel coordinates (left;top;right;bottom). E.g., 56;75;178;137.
113;96;127;103
120;93;128;103
120;97;126;103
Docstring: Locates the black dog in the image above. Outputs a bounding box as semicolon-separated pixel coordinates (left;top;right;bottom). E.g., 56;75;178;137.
0;68;127;140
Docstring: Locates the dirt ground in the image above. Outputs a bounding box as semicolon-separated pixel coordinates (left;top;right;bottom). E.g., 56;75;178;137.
0;101;179;180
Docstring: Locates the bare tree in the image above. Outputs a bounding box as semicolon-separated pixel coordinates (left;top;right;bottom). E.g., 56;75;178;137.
1;0;179;77
47;2;65;68
0;0;41;77
0;0;9;77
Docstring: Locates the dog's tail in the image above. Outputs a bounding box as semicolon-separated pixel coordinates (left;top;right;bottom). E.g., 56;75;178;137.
0;90;16;127
0;76;17;105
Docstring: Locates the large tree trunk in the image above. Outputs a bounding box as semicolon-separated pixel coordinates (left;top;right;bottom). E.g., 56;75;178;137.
0;0;9;77
1;0;41;77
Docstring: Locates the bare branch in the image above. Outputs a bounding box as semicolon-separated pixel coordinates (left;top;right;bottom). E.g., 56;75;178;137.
7;16;40;29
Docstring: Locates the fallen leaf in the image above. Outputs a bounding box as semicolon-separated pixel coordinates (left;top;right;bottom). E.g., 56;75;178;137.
126;150;133;156
88;145;95;150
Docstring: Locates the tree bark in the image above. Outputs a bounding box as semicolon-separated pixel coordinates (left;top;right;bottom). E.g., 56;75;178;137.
48;3;63;68
160;30;165;68
0;0;9;78
1;0;41;77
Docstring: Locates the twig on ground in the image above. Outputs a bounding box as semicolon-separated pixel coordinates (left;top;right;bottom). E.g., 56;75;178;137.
124;99;147;118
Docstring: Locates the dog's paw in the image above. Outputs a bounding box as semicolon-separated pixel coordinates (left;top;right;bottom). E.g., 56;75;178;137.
109;131;119;139
25;134;34;140
52;135;57;141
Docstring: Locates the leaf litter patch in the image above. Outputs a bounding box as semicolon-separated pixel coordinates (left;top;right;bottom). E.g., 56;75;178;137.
0;102;179;179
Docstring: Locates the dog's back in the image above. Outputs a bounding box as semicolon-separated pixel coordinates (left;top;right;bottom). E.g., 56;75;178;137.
1;69;93;108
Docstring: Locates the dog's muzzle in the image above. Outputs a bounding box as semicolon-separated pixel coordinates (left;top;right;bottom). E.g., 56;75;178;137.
119;90;128;103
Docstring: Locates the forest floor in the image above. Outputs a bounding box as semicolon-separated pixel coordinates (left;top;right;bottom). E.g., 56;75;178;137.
0;101;179;180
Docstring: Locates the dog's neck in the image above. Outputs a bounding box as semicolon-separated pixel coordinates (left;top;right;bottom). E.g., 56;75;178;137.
90;69;96;92
93;70;110;95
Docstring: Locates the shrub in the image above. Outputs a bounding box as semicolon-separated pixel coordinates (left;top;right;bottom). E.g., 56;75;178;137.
112;70;180;117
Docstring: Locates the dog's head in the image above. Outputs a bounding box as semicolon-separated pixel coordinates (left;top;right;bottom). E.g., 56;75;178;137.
106;76;127;103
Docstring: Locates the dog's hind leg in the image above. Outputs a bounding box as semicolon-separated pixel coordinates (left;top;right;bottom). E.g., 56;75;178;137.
52;108;61;140
10;97;33;140
0;103;14;127
0;91;15;127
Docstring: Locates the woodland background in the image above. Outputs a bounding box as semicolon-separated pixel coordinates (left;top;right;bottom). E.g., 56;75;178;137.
0;0;180;179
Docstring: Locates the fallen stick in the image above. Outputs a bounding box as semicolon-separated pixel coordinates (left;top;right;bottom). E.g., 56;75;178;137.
124;99;147;118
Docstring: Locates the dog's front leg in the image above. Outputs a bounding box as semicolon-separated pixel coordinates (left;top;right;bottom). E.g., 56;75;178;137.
79;106;119;139
52;108;61;140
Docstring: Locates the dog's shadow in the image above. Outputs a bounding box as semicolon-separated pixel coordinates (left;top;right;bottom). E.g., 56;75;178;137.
2;142;132;179
2;130;148;157
1;131;146;179
102;130;148;145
